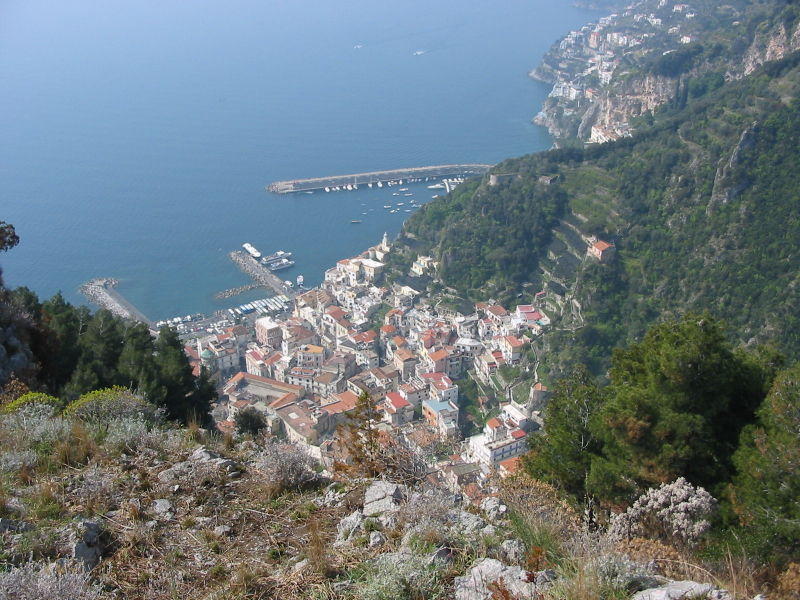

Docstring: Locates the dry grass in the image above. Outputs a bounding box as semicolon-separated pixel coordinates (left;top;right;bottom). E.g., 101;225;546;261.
776;563;800;600
52;422;96;467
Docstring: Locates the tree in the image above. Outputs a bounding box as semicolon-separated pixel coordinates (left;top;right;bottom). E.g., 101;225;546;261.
588;314;772;504
523;365;605;502
154;326;213;423
116;322;162;402
235;407;267;436
338;390;382;477
730;364;800;561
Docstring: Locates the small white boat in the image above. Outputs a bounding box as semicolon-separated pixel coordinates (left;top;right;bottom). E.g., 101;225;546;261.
324;187;330;192
377;181;383;188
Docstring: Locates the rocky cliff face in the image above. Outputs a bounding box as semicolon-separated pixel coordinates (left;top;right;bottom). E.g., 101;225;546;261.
585;74;675;143
531;3;800;146
742;21;800;75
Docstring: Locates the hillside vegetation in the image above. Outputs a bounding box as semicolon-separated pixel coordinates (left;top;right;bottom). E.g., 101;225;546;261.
400;50;800;370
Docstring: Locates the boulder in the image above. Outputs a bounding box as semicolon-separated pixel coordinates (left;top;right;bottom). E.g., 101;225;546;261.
0;517;32;533
632;581;716;600
455;510;487;534
335;510;364;546
190;446;220;462
153;499;174;519
71;520;103;571
454;558;539;600
500;539;527;565
480;497;508;521
363;481;407;517
368;531;387;549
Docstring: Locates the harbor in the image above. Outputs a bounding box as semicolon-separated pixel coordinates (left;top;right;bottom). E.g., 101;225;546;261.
266;163;493;194
229;250;299;299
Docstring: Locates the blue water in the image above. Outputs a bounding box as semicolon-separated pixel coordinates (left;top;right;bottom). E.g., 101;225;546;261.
0;0;598;320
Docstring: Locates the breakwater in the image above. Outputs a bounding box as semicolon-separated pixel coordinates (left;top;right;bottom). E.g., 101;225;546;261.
229;251;297;298
79;278;153;326
266;164;493;194
213;283;264;301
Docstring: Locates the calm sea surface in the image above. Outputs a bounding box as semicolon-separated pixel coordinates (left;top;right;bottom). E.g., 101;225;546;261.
1;0;598;320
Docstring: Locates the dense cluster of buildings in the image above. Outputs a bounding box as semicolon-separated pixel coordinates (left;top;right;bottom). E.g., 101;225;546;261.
185;233;556;496
537;1;701;142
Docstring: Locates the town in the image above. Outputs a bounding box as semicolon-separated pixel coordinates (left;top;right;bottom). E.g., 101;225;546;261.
183;230;613;503
532;0;705;143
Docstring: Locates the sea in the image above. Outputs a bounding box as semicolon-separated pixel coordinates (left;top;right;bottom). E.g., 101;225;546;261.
0;0;599;321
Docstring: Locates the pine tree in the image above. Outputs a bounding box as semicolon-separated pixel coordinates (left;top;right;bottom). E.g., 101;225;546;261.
522;365;605;502
339;390;382;477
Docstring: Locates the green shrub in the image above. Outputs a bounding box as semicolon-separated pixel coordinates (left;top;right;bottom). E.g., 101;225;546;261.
65;387;159;424
1;393;62;415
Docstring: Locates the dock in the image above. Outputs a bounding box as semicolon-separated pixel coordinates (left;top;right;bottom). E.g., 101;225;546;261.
229;251;298;299
266;163;493;194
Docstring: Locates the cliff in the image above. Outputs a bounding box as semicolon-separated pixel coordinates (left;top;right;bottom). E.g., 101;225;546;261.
530;0;800;146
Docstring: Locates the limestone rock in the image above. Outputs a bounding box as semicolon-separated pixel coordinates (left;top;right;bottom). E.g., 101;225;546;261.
363;481;407;517
500;539;527;565
190;446;220;462
454;558;539;600
368;531;387;549
213;525;232;537
480;497;508;521
153;499;174;519
0;517;32;533
632;580;716;600
316;483;347;508
335;510;364;546
70;520;103;571
456;510;487;534
293;558;309;573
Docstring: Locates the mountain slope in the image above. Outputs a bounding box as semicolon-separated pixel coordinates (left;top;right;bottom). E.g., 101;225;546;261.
398;50;800;370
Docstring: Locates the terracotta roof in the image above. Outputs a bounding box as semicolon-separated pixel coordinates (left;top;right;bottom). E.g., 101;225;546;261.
486;417;502;429
392;335;407;347
321;390;360;415
224;371;302;393
268;392;299;410
380;324;397;334
246;349;264;362
325;306;346;319
394;348;416;362
353;330;377;344
533;382;548;391
487;305;508;317
499;457;521;474
511;429;527;440
386;392;411;410
263;352;283;365
315;371;338;385
429;348;449;361
504;336;525;348
593;240;613;251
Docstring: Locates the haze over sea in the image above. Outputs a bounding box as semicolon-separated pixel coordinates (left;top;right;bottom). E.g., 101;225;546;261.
1;0;598;320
